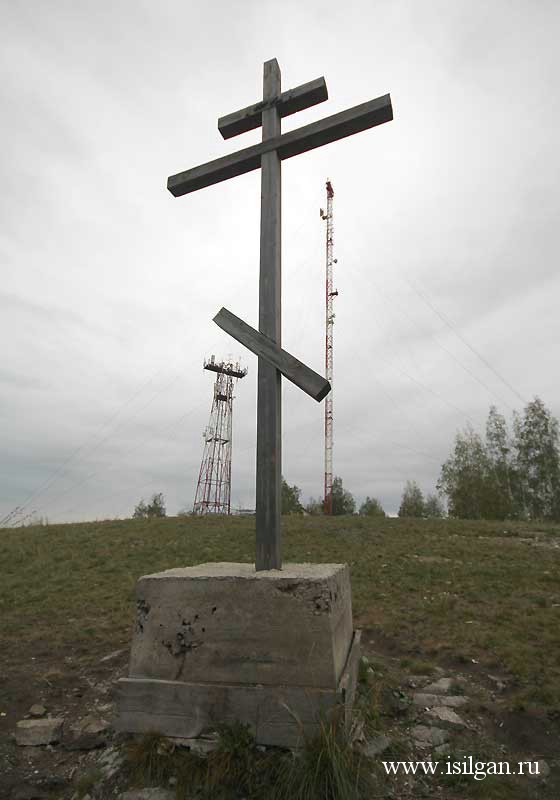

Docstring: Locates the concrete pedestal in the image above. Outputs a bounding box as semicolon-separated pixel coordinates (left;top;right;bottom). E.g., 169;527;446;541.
115;562;360;748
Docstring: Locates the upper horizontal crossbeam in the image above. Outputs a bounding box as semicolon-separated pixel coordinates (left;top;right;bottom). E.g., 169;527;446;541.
168;94;393;197
218;76;328;139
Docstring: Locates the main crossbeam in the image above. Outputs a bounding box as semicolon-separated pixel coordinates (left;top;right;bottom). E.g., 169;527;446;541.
168;94;392;197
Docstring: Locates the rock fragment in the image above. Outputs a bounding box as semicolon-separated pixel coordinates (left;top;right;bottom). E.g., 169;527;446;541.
422;677;454;694
488;674;507;692
426;706;466;728
15;718;64;746
413;692;467;708
363;734;391;757
65;714;110;750
100;648;126;663
72;714;110;735
411;725;449;747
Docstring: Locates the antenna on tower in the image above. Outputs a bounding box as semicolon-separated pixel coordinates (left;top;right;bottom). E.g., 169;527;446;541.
193;357;247;515
322;179;337;515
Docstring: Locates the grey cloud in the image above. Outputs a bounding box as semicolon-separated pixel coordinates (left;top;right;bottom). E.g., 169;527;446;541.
1;0;559;524
0;367;46;391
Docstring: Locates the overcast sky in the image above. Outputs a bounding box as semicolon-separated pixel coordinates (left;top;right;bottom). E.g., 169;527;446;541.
1;0;559;524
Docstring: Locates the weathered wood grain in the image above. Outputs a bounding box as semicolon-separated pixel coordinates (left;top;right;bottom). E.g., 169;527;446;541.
168;94;393;197
218;76;328;139
213;307;331;402
256;59;283;572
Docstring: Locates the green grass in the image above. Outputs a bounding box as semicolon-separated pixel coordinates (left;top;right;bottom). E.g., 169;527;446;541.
125;720;375;800
271;715;375;799
1;515;559;709
75;766;104;798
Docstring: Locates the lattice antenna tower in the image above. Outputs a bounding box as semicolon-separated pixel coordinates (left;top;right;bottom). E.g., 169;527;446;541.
320;179;337;514
193;356;247;515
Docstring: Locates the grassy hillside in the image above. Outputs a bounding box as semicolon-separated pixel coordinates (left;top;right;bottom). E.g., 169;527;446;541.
1;515;559;709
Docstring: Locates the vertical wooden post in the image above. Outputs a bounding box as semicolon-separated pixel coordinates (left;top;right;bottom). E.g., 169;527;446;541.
256;59;282;570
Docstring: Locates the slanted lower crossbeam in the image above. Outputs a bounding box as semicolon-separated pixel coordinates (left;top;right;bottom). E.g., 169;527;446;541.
214;308;330;402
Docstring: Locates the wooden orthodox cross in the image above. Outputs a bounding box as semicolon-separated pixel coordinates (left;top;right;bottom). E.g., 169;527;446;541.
168;59;392;571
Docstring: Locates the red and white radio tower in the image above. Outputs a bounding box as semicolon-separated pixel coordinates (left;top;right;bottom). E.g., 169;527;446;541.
193;356;247;515
320;179;337;514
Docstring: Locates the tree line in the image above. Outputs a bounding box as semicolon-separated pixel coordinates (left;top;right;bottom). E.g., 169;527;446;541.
282;477;387;517
438;397;560;520
282;477;444;518
133;397;559;522
283;397;560;521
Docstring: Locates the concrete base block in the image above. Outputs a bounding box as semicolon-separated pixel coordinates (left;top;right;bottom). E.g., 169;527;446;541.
116;562;360;748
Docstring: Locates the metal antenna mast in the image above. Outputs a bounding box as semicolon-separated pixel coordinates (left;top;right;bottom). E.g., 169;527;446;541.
321;179;337;514
193;356;247;515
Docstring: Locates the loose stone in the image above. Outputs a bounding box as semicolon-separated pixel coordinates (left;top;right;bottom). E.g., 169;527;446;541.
15;718;64;746
413;692;467;708
422;677;454;694
426;706;466;728
364;734;391;757
411;725;449;747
